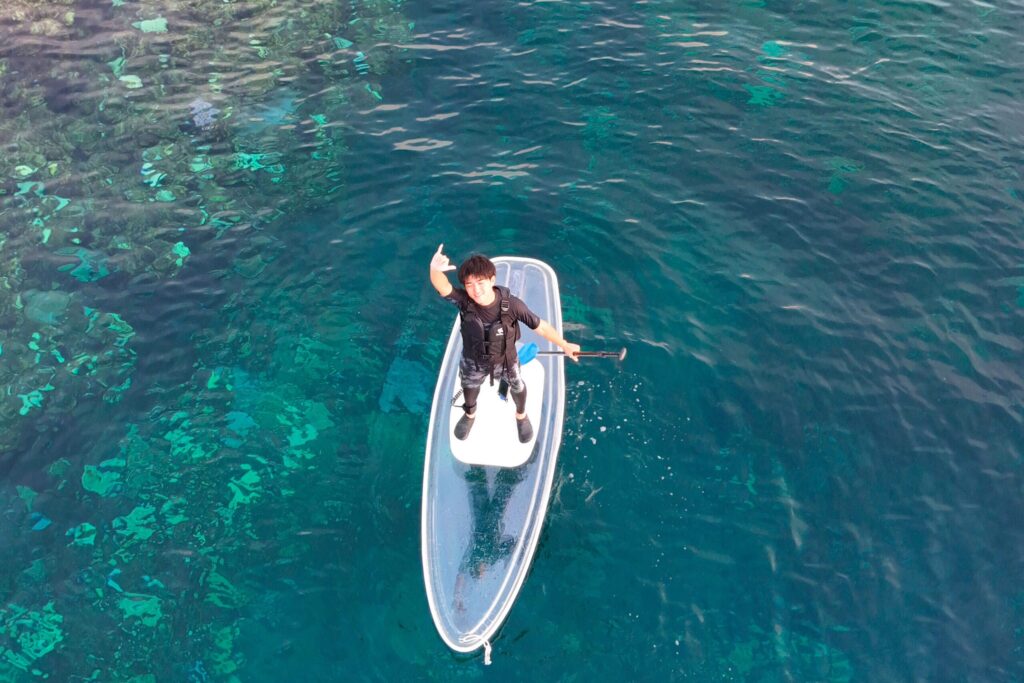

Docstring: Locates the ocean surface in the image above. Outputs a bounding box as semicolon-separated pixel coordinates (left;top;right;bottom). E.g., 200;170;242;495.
1;0;1022;680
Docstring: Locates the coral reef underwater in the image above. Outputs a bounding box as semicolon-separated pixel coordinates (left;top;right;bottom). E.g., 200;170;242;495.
0;0;413;678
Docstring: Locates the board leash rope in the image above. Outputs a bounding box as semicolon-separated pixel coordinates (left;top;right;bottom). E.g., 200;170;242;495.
458;634;493;665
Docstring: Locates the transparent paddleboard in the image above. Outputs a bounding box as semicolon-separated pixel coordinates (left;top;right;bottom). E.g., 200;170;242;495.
421;257;565;656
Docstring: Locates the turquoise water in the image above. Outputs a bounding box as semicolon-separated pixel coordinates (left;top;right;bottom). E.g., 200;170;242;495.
1;0;1023;680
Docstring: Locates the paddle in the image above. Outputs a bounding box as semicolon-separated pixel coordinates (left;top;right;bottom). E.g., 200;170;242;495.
538;349;627;361
499;343;626;400
518;343;627;363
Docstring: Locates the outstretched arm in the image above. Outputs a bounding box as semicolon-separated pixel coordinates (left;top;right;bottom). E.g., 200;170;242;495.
534;320;581;361
429;243;455;297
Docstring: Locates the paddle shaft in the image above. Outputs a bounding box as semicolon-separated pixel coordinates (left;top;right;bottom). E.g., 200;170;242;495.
537;350;625;359
519;342;627;362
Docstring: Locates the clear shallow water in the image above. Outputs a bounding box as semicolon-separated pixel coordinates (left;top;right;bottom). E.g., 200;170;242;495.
1;0;1022;680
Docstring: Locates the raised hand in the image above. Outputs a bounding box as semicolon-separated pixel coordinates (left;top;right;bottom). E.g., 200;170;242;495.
430;243;456;273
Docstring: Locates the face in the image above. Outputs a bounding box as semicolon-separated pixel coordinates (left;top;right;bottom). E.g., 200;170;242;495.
463;275;496;305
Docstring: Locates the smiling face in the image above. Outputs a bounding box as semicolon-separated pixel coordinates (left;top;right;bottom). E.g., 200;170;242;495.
463;274;497;306
457;254;498;305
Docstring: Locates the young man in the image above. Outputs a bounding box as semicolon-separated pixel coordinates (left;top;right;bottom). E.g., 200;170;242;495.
429;244;580;443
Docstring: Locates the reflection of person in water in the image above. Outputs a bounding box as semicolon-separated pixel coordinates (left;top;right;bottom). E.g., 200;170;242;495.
454;465;525;612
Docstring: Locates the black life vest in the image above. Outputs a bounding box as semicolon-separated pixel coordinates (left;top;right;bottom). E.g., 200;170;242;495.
460;285;519;370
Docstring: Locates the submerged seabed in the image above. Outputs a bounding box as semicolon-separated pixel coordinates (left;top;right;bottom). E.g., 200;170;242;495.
2;0;1024;680
0;0;415;679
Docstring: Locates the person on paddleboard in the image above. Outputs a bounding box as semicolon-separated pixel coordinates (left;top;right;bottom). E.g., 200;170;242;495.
430;244;580;443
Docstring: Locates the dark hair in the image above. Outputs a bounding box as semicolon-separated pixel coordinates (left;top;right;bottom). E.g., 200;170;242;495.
458;254;496;284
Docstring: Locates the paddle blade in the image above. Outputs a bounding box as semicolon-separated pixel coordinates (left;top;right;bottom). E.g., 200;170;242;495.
518;342;539;365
